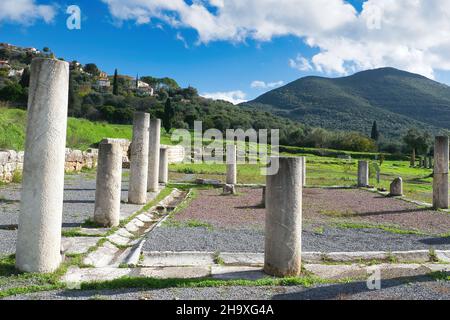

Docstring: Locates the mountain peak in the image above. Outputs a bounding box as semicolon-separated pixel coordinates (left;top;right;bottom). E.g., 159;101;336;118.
244;67;450;139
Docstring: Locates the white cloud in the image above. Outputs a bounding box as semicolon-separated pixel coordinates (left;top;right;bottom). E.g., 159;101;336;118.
102;0;450;79
0;0;56;24
101;0;356;42
201;90;247;105
176;32;189;48
289;55;313;72
251;80;284;89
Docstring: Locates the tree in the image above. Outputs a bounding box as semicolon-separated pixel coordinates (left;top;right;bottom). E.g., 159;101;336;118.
163;98;175;133
83;63;100;76
113;69;119;95
371;121;380;141
68;72;82;116
0;82;26;103
19;68;30;88
403;128;432;166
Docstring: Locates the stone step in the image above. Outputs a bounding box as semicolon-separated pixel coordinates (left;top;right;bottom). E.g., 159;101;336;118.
139;250;446;268
61;263;450;286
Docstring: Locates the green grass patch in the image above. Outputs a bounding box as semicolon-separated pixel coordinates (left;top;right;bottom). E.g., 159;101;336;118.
335;222;426;236
79;274;328;292
0;255;67;299
430;271;450;281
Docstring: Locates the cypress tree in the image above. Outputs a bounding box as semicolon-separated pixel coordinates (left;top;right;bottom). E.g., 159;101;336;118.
371;121;380;141
113;69;119;95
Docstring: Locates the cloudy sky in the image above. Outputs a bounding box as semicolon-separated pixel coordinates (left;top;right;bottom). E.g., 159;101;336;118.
2;0;450;103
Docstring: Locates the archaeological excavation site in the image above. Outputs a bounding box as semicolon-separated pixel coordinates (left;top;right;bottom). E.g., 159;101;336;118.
0;58;449;303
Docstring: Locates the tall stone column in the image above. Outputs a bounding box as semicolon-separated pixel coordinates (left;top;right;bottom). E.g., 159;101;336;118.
264;157;303;277
410;149;416;167
94;142;123;227
147;119;161;192
159;147;169;184
433;136;449;209
226;145;237;185
358;161;369;187
16;58;69;273
301;157;306;187
128;112;150;205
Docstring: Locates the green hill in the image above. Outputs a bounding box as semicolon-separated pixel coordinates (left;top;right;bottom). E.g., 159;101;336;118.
242;68;450;139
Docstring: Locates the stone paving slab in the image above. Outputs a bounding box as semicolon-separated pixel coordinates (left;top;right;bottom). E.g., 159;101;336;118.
139;250;442;267
62;237;100;255
211;266;266;280
141;251;215;267
60;263;450;286
220;253;264;266
83;241;121;267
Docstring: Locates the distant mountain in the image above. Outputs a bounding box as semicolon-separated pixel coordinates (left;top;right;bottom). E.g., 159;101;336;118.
242;68;450;139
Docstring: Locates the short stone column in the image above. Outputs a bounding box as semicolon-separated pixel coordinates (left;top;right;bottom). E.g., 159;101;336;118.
128;112;150;205
428;157;433;169
16;58;70;273
159;147;169;184
264;157;303;277
147;119;161;192
433;136;449;209
389;177;403;197
226;145;237;185
357;161;369;187
94;142;123;227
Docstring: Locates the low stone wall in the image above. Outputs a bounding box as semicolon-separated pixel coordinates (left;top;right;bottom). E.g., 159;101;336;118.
65;148;99;172
0;150;24;182
162;144;185;164
0;144;186;183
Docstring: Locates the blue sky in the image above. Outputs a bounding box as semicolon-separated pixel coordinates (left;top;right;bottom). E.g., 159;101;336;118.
1;0;450;103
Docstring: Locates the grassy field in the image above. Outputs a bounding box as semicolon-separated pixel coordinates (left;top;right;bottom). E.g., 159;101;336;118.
170;153;435;204
0;107;173;150
0;107;439;203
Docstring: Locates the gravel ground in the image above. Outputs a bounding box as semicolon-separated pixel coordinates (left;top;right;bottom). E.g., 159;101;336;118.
0;171;142;256
0;173;139;228
303;188;450;235
143;187;450;253
4;279;450;300
144;225;450;253
0;230;16;256
172;187;450;235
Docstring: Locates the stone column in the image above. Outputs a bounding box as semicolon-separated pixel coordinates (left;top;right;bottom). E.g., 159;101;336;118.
147;119;161;192
264;157;303;277
226;145;237;185
433;136;449;209
301;157;306;187
428;157;433;169
261;186;266;208
128;112;150;205
410;149;416;167
389;177;403;197
159;147;169;184
94;142;123;227
357;161;369;187
16;58;69;273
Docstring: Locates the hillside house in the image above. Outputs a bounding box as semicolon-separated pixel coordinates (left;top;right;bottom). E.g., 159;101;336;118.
95;71;111;89
0;43;12;50
25;47;40;54
0;60;10;69
8;68;24;77
134;79;154;96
